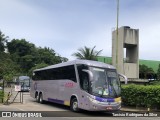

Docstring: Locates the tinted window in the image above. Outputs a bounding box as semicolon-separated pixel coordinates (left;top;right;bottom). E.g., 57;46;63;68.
32;65;76;82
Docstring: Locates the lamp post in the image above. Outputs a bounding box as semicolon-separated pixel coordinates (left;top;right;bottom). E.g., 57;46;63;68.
116;0;119;70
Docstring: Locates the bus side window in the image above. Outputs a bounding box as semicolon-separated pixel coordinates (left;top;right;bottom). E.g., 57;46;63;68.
60;65;77;82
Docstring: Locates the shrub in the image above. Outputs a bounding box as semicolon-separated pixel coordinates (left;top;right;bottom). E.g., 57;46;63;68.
121;84;160;109
0;90;4;103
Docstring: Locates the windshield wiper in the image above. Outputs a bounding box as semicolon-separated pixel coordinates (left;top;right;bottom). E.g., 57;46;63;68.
109;83;118;97
110;84;118;97
100;87;105;97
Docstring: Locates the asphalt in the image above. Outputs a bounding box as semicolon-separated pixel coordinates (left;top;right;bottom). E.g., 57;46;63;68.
0;103;160;117
0;102;159;112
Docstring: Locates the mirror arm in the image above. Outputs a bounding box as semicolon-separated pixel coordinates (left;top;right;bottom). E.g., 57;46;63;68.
118;73;128;84
82;69;93;81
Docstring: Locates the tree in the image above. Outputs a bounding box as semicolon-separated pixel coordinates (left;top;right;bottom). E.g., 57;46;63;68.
0;31;8;52
139;64;155;79
72;46;102;60
7;39;35;57
7;39;37;73
35;47;62;65
0;31;68;80
28;63;48;77
60;57;68;62
0;52;20;81
157;64;160;80
7;39;67;74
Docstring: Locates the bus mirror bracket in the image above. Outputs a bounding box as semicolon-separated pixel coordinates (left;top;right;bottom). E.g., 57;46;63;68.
118;73;128;84
82;69;94;81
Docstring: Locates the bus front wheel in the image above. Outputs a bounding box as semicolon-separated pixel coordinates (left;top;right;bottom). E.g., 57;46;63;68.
70;98;79;112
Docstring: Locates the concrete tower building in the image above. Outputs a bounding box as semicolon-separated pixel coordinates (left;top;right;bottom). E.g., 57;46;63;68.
112;26;139;79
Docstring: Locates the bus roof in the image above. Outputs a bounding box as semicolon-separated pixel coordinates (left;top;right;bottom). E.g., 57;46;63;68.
33;60;116;72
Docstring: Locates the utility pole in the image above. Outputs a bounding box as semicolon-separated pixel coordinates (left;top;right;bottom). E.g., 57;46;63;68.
116;0;119;70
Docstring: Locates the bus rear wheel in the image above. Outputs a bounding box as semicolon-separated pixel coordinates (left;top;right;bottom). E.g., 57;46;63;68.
39;93;44;104
70;98;79;112
35;93;39;102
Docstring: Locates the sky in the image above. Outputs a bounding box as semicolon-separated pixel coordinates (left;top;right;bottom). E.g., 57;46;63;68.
0;0;160;61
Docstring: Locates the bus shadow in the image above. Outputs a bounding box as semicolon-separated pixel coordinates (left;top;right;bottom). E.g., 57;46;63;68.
43;101;71;110
39;101;114;117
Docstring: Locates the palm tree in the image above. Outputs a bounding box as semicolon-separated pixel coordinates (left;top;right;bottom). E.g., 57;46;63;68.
72;46;102;60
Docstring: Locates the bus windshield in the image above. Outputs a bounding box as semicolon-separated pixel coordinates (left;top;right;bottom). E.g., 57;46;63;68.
90;67;121;98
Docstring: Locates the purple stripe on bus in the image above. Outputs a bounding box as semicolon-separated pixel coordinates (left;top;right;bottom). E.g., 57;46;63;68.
48;98;64;104
95;96;114;102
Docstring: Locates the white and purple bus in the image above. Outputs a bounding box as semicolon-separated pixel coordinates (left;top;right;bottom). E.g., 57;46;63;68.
30;60;127;112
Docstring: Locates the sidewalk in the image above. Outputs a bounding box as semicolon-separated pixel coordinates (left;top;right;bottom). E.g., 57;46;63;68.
121;105;160;112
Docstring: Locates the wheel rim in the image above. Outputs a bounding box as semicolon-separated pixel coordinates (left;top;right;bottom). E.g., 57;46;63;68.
40;95;42;103
40;97;42;102
73;101;78;111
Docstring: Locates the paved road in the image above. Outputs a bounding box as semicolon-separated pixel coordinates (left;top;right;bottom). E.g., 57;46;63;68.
0;89;160;119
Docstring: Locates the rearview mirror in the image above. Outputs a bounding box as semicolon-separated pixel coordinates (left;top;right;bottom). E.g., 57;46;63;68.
82;69;93;81
118;73;128;84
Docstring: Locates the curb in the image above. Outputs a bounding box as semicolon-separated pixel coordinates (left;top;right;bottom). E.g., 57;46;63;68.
121;106;160;112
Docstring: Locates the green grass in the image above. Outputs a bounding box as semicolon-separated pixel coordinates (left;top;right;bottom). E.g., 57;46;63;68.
97;56;160;72
139;59;160;73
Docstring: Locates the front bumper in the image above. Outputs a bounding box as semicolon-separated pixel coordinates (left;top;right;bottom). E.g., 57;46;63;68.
88;96;121;111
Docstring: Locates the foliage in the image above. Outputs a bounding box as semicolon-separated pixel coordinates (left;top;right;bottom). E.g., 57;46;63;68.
7;39;36;73
121;84;160;109
6;39;65;74
0;52;20;81
35;47;62;65
7;39;35;56
0;31;8;52
0;31;68;81
72;46;102;60
139;64;155;79
28;63;48;77
0;90;4;103
157;64;160;80
60;57;69;62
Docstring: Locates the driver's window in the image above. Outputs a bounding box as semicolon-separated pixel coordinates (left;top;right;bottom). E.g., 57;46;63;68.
77;64;89;92
81;72;89;91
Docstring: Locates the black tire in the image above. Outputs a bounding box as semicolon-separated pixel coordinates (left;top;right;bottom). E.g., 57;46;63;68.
70;98;79;112
35;93;39;102
39;93;44;104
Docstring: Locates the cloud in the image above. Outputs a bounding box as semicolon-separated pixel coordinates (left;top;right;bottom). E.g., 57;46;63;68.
117;0;160;60
0;0;160;60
